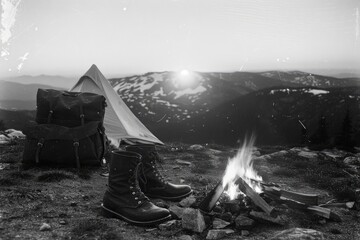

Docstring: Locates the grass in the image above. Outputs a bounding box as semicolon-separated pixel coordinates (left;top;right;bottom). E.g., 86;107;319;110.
37;170;75;182
70;219;122;240
268;151;360;201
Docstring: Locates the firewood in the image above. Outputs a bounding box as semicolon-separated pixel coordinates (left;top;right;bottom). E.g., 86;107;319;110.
235;178;276;217
263;186;318;205
307;206;342;222
198;181;225;213
319;202;355;209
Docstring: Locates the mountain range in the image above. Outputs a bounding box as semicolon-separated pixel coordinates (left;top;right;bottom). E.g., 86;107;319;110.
0;71;359;145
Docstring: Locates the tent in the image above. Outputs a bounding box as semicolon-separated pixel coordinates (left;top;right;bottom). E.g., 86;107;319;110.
70;64;163;146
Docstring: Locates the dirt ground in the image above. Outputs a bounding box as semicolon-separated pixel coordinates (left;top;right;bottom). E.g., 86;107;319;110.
1;140;360;240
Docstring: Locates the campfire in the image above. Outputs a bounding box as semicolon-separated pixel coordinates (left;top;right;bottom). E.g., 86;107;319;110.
184;136;352;236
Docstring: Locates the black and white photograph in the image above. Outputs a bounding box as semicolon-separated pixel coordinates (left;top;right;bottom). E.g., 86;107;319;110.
0;0;359;239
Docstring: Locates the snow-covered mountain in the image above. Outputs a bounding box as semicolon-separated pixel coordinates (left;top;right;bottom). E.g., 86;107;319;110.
260;71;359;88
109;71;358;124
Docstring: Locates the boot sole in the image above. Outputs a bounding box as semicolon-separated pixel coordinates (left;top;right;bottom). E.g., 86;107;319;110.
146;190;193;201
101;204;171;226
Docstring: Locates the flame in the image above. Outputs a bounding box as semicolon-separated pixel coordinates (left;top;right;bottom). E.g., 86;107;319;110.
222;135;262;200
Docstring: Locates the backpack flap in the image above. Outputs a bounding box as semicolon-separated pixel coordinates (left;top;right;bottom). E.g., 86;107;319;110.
22;121;105;168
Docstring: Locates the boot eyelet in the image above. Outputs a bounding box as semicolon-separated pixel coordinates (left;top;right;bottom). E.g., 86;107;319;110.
132;192;135;195
138;201;142;204
135;197;138;200
129;186;133;189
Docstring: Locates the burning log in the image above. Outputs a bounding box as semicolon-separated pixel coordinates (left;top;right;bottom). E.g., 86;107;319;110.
235;178;276;217
198;181;225;213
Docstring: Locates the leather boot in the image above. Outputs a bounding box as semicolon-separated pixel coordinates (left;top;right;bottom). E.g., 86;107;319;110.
125;145;192;201
102;150;171;226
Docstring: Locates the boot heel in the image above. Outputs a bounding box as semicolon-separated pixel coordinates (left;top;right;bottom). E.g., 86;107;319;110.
101;204;118;219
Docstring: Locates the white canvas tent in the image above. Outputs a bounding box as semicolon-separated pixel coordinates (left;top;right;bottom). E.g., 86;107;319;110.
70;64;163;146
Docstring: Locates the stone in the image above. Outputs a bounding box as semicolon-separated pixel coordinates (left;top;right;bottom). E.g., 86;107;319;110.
159;220;181;231
39;223;51;231
178;235;193;240
176;159;192;166
169;205;186;219
223;200;241;214
298;151;318;159
189;144;205;151
213;206;223;213
269;228;325;240
153;199;169;209
179;195;197;207
344;156;360;165
206;229;230;240
235;215;255;230
318;219;326;225
182;208;206;233
241;230;250;236
212;218;230;229
145;228;157;232
249;211;287;226
219;212;232;222
59;220;67;225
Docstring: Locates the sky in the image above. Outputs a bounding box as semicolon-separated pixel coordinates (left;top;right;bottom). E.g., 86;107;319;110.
1;0;359;78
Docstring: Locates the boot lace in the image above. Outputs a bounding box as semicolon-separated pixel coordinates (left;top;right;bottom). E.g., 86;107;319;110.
148;151;167;184
128;162;148;205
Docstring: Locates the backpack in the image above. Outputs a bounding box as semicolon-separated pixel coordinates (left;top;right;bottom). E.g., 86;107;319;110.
22;89;108;169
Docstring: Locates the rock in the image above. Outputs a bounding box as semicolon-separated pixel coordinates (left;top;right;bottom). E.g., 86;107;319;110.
145;228;158;232
235;215;255;230
241;230;250;236
318;219;326;225
169;205;186;219
223;200;241;214
176;159;192;166
153;199;169;209
159;220;181;231
189;144;205;151
182;208;206;233
212;218;230;229
219;212;233;222
39;223;51;231
213;206;223;213
206;229;233;240
173;165;181;169
180;178;185;183
178;235;193;240
344;156;360;165
298;151;318;159
249;211;287;226
270;228;325;240
70;201;77;206
179;195;196;207
59;220;67;225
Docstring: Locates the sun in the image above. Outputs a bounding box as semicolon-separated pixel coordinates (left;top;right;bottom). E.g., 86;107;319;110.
180;69;190;76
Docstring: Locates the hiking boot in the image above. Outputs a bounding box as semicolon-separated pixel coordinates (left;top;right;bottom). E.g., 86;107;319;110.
125;145;192;201
102;150;171;226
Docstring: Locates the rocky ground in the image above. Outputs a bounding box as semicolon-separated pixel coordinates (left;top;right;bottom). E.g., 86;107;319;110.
1;140;360;240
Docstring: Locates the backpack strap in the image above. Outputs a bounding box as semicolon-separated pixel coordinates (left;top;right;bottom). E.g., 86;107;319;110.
79;105;85;126
73;139;80;169
35;138;45;164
